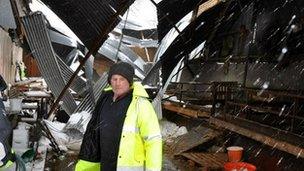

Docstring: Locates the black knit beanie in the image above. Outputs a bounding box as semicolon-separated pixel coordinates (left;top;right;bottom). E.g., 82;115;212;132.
107;62;135;84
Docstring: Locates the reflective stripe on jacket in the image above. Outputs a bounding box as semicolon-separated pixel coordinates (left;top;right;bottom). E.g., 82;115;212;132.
75;160;100;171
76;82;162;171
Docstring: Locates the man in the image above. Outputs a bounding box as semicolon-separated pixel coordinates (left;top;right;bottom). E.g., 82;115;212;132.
76;62;162;171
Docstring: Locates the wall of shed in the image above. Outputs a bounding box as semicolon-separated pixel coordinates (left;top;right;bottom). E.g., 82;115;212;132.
0;28;22;84
180;59;304;90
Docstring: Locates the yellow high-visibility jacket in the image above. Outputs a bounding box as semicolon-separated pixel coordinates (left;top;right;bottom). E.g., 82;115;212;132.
76;82;162;171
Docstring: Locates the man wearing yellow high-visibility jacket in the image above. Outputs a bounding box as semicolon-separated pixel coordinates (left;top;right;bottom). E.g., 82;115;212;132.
76;62;162;171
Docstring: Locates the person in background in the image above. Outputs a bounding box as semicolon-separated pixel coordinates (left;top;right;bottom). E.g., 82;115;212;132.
76;62;162;171
0;74;14;170
0;75;25;171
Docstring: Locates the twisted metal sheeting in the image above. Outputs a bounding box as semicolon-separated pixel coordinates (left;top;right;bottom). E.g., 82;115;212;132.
41;0;135;49
56;55;87;95
74;73;108;113
22;13;77;115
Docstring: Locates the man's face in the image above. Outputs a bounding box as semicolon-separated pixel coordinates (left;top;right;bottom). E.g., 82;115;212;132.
110;74;130;97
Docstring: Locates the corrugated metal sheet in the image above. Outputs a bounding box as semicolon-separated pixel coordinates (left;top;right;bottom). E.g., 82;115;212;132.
157;0;205;41
97;38;146;79
121;29;157;40
52;43;75;65
41;0;135;50
0;0;16;29
120;34;158;48
74;73;108;113
96;39;146;79
49;29;78;48
22;13;77;115
144;3;228;85
56;55;87;95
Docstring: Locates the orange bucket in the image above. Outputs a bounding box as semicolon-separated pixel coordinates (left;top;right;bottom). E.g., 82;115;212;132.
227;146;243;162
224;162;256;171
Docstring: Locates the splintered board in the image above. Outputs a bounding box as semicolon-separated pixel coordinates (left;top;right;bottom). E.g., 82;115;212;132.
169;125;222;155
181;152;227;169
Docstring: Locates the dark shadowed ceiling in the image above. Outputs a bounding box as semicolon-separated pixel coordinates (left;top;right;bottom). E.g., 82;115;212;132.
41;0;135;52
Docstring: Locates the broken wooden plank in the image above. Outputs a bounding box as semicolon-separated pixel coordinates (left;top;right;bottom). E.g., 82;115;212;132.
13;77;41;86
209;117;304;158
163;101;210;118
181;152;227;169
169;125;222;155
222;115;304;146
197;0;222;17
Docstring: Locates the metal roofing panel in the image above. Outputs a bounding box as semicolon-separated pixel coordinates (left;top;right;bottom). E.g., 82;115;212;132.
41;0;134;50
52;43;75;64
121;28;158;40
97;38;146;79
157;0;205;41
74;73;108;113
22;13;77;115
143;3;227;85
56;55;87;95
120;35;158;48
49;29;78;48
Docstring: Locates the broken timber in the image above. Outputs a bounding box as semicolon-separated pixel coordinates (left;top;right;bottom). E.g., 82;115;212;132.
210;117;304;158
181;152;227;169
163;101;210;118
169;125;222;155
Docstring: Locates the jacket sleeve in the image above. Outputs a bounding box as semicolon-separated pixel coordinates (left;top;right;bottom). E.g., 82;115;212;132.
78;94;105;162
138;98;162;171
77;111;100;162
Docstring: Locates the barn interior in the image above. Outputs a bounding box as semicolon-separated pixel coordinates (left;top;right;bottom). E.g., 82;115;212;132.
1;0;304;170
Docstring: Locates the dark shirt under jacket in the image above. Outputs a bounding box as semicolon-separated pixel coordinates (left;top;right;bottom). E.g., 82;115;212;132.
97;90;132;171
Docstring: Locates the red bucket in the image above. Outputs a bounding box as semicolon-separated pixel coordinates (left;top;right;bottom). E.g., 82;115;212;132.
227;146;243;162
224;162;256;171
